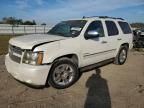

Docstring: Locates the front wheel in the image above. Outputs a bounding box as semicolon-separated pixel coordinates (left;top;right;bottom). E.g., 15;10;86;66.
48;58;79;89
114;46;128;65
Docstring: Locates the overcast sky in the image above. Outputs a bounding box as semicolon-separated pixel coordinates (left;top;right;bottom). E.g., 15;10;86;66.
0;0;144;25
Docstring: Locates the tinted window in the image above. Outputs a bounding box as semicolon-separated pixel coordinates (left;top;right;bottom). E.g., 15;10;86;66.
118;22;132;34
85;21;104;37
48;20;87;37
105;21;119;36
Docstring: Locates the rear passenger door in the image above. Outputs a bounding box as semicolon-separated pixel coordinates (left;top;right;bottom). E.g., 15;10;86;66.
105;20;120;56
118;21;133;49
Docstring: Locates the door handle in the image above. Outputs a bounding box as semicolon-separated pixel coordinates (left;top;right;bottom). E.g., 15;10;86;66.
117;38;122;40
101;41;108;44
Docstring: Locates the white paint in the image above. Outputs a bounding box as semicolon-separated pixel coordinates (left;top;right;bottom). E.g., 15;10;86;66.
5;17;133;86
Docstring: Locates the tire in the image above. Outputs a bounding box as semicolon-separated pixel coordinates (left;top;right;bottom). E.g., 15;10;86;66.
114;46;128;65
48;58;79;89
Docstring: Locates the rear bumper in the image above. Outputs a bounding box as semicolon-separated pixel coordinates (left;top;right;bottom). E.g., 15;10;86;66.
5;54;51;86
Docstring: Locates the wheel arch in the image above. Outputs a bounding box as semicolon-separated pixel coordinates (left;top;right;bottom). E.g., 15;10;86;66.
52;54;79;66
115;42;129;58
45;54;80;88
114;43;129;65
121;43;129;49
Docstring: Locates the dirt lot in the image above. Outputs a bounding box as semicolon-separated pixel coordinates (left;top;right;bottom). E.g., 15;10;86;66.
0;51;144;108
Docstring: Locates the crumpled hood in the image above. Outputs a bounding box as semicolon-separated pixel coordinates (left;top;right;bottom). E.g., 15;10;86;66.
9;34;67;49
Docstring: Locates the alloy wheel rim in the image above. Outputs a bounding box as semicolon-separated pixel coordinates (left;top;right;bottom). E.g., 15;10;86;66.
52;64;74;86
119;49;126;63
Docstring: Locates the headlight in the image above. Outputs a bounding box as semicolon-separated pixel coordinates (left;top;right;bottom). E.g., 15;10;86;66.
22;51;43;65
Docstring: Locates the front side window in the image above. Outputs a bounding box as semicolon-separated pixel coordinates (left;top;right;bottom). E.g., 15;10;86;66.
118;21;132;34
85;21;105;37
48;20;87;37
105;21;119;36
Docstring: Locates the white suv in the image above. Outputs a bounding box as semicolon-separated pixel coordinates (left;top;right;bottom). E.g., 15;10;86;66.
5;16;133;89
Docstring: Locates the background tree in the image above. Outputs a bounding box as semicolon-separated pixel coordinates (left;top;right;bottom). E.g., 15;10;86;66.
131;23;144;29
23;20;36;25
41;23;46;25
1;17;37;25
2;17;16;25
0;21;3;24
32;20;36;25
16;19;23;25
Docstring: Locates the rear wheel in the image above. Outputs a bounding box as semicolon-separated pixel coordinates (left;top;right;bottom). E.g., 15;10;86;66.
114;46;128;65
48;58;79;89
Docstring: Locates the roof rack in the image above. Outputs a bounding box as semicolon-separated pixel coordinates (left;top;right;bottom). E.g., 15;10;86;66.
82;16;124;20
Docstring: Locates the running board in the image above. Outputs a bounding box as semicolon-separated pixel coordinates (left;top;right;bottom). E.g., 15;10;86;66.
80;58;114;72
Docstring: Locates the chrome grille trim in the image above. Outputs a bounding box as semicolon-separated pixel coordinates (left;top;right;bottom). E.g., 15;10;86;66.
9;44;24;63
9;45;23;55
9;53;21;63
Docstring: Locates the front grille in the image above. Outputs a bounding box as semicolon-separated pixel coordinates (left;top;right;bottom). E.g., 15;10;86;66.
9;45;23;63
9;45;23;55
9;53;21;63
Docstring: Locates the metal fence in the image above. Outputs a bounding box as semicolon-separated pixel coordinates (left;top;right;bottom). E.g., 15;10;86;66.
0;24;51;35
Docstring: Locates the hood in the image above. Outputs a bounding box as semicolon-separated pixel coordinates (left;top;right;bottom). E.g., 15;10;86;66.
9;34;68;49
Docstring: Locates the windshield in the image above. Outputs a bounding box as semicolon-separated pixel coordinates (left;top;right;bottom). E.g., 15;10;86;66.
48;20;87;37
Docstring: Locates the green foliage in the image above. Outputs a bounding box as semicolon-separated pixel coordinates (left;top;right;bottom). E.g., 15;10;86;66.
2;17;16;25
130;23;144;29
1;17;37;25
0;21;3;24
0;36;12;55
23;20;36;25
0;35;22;55
41;23;46;25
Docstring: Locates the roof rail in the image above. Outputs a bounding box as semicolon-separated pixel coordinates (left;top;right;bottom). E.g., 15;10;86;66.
82;16;124;20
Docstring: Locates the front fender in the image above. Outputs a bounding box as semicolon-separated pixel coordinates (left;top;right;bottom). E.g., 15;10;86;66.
43;49;80;65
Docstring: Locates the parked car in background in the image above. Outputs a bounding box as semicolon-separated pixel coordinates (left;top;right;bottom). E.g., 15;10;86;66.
133;29;144;48
140;29;144;36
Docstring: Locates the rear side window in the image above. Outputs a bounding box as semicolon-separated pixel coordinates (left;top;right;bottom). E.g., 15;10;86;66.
105;21;119;36
118;22;132;34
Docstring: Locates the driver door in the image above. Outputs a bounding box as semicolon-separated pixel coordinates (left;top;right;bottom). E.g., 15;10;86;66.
81;20;111;67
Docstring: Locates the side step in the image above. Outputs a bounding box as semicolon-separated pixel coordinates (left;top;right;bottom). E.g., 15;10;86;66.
80;58;114;72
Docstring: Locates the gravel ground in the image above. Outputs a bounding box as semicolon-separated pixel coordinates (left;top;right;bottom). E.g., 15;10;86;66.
0;51;144;108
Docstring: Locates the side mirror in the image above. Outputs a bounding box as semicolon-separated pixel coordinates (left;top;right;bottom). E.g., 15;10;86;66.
85;30;99;39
